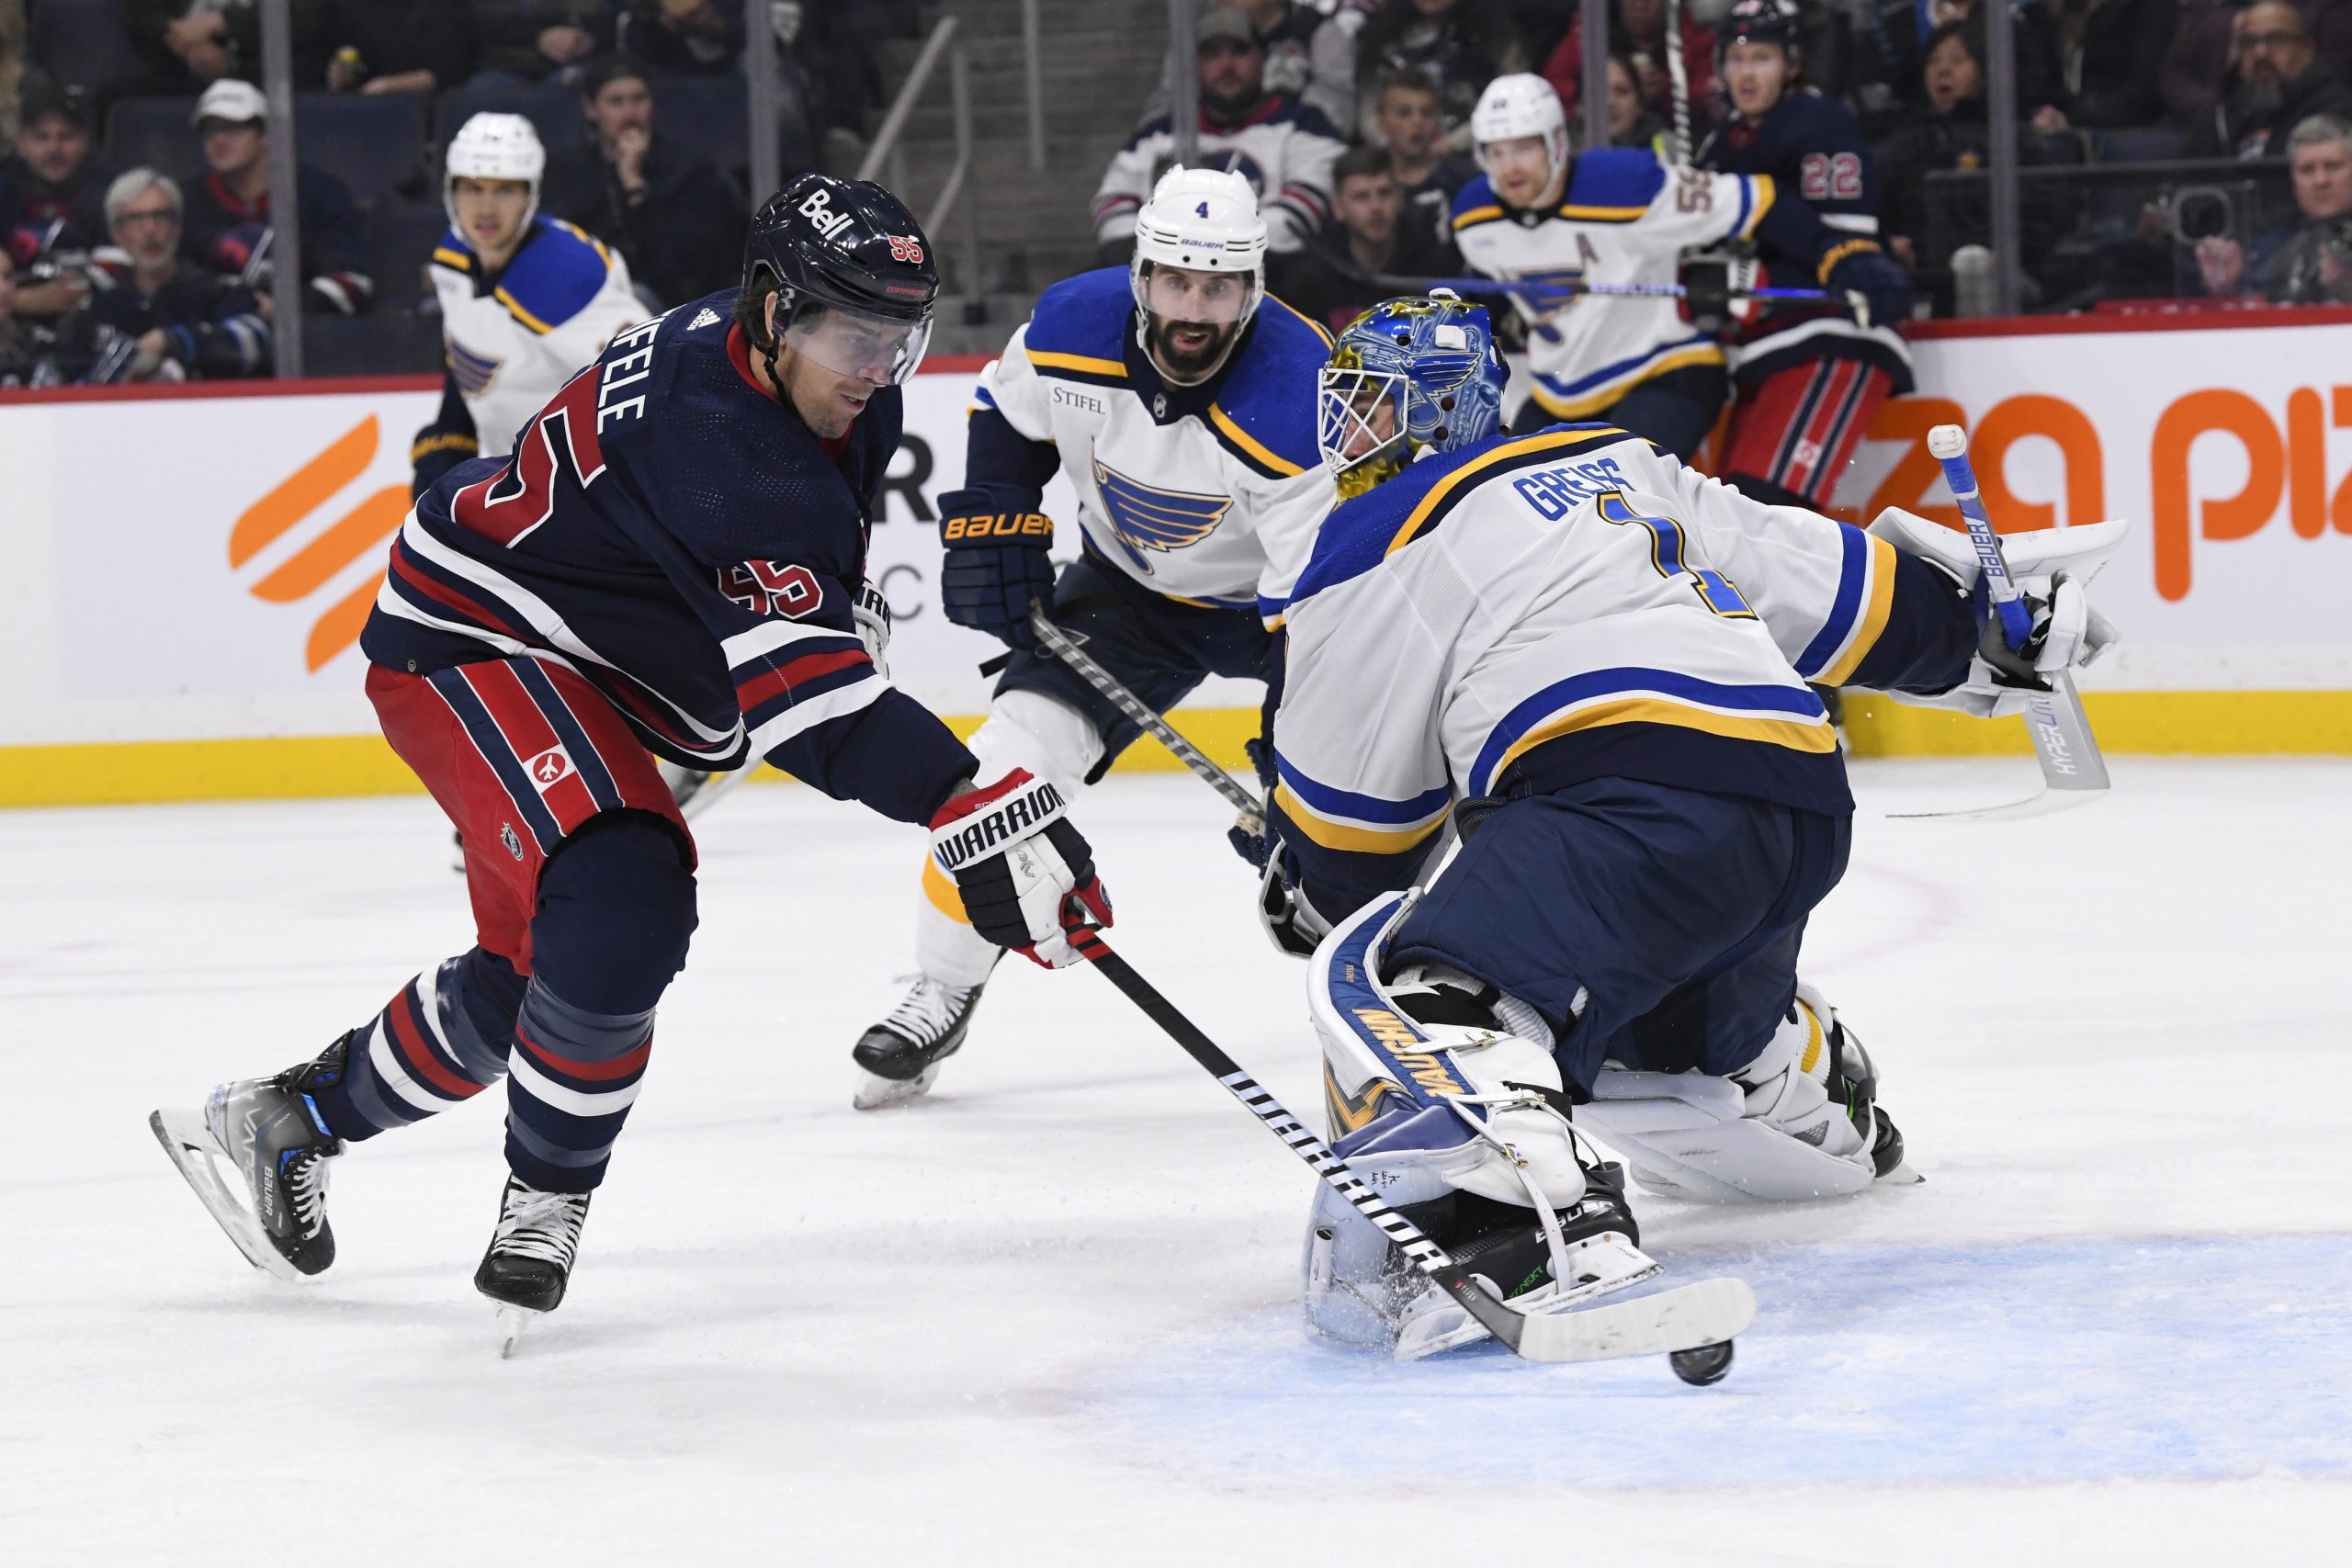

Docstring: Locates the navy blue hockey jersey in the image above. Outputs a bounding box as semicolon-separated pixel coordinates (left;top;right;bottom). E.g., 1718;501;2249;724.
361;293;976;827
1696;89;1913;391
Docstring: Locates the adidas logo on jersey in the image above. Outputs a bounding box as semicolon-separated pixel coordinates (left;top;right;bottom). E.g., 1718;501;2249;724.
688;307;720;330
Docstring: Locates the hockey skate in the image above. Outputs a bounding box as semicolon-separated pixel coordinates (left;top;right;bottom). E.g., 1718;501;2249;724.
850;974;986;1110
476;1174;593;1357
150;1035;349;1280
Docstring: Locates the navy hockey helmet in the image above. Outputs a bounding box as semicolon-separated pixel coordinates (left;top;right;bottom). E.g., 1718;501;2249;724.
1317;290;1508;501
740;174;938;384
1717;0;1804;68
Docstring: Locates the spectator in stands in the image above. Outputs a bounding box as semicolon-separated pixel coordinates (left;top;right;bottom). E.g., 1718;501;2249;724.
1370;66;1480;240
542;55;743;309
1273;142;1462;333
320;0;473;96
2181;2;2352;161
2163;0;2240;124
1149;1;1363;137
129;1;273;94
622;1;744;77
1874;17;2066;311
1358;0;1526;142
1606;48;1668;149
2194;113;2352;301
1541;0;1711;137
2;1;25;143
0;247;42;383
1092;6;1346;262
2026;0;2176;134
0;75;109;321
85;167;270;380
469;1;613;86
1854;0;2060;136
179;79;374;316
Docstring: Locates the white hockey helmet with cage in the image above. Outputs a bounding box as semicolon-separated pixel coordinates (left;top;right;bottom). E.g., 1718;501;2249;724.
444;113;546;230
1129;164;1268;327
1471;73;1569;186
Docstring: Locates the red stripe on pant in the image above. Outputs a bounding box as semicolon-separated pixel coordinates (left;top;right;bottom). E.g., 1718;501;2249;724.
1724;359;1894;509
458;661;606;836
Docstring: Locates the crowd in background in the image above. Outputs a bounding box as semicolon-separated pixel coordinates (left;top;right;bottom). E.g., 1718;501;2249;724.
1093;0;2352;335
0;0;922;385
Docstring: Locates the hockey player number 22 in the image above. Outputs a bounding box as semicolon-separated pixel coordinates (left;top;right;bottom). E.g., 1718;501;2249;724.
1596;491;1757;619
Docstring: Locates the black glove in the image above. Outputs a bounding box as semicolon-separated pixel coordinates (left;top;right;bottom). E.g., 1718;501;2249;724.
1824;243;1913;332
1226;737;1278;868
938;490;1057;650
928;769;1112;967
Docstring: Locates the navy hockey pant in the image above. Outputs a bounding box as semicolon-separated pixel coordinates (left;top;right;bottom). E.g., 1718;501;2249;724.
1385;777;1850;1095
995;549;1279;782
305;661;700;1193
1513;364;1728;461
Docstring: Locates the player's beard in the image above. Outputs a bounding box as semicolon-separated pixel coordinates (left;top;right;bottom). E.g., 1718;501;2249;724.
1145;312;1241;385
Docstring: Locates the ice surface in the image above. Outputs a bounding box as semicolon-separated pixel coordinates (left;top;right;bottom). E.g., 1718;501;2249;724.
4;759;2349;1562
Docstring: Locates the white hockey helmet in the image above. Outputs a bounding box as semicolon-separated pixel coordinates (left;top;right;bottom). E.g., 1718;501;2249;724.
444;112;546;230
1471;73;1569;186
1129;164;1268;327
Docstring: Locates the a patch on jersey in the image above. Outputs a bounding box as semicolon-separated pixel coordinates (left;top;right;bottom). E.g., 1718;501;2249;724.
447;337;501;396
688;307;720;330
1090;457;1230;573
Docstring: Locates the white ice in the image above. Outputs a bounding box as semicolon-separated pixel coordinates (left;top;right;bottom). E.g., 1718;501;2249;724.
5;759;2349;1562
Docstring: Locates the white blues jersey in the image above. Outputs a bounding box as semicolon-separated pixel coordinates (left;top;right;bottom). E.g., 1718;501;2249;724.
428;216;647;460
968;267;1338;626
1452;151;1777;421
1268;424;1977;919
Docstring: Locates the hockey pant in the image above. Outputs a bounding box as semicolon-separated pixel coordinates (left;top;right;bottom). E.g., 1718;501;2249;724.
304;661;699;1193
1512;363;1728;461
914;552;1277;985
1385;776;1850;1096
1720;356;1894;511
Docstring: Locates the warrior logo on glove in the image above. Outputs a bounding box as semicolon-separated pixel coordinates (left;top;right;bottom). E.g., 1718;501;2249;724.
928;769;1114;967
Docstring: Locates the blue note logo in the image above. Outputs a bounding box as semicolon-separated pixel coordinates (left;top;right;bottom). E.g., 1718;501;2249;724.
1089;457;1231;573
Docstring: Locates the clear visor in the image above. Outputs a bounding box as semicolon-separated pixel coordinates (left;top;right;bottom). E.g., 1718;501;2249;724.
1317;365;1407;474
779;297;933;386
1134;263;1261;326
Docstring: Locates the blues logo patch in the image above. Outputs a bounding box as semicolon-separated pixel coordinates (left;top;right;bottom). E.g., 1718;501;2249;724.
1089;457;1231;573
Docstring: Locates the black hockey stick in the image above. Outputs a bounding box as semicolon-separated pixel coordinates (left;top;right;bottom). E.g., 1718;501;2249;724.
1062;920;1755;1370
1029;604;1266;836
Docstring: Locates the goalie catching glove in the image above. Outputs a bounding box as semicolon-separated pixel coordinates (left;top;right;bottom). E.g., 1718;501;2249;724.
929;769;1112;967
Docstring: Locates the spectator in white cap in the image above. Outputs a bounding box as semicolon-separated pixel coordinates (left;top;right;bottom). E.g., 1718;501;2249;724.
179;80;375;318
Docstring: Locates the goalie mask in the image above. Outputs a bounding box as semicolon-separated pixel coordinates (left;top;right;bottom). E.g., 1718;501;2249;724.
1129;165;1267;385
1317;291;1509;500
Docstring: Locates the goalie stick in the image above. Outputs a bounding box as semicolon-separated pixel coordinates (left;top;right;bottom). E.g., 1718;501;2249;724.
1062;919;1756;1377
1028;604;1266;836
1899;424;2111;821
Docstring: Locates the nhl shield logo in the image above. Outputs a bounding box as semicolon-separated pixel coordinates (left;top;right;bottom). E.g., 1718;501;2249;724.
501;823;525;861
526;746;574;791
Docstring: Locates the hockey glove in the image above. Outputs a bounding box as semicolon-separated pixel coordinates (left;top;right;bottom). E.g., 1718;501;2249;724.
1821;242;1913;332
853;576;893;679
929;768;1113;968
938;491;1057;650
1256;837;1332;960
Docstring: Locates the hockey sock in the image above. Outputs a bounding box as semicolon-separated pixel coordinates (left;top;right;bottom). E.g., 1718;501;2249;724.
502;979;654;1193
309;946;528;1141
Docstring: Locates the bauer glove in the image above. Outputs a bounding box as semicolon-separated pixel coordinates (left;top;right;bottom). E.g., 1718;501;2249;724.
929;768;1113;967
938;488;1057;651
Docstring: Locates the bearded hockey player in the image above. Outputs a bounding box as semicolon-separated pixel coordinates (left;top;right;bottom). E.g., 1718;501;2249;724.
1450;73;1910;458
1697;0;1914;510
848;166;1334;1111
1266;293;2124;1356
151;177;1114;1347
410;113;647;499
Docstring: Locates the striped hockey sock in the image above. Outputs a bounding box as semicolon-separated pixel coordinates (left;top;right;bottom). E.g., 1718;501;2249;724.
502;978;654;1194
311;950;525;1140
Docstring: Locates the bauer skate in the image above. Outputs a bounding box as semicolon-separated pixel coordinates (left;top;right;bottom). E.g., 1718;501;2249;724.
150;1034;349;1280
476;1174;592;1357
850;974;986;1110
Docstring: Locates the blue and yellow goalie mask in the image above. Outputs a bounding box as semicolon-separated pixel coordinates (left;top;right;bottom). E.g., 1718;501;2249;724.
1316;291;1509;500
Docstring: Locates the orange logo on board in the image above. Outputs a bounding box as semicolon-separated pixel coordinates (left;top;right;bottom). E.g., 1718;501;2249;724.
228;415;408;671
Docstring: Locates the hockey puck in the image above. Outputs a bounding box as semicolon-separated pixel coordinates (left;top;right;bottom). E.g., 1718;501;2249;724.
1668;1340;1736;1386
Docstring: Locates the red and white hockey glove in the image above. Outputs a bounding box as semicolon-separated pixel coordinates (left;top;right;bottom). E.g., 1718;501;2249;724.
929;769;1113;968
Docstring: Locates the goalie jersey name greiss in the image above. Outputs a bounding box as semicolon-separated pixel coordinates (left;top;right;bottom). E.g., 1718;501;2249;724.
973;268;1337;626
1452;151;1777;423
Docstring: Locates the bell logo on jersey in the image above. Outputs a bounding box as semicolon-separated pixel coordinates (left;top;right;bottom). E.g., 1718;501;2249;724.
226;415;409;673
526;747;574;790
1089;457;1231;573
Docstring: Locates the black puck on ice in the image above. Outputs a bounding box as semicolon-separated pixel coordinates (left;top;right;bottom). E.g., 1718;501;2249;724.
1669;1340;1736;1386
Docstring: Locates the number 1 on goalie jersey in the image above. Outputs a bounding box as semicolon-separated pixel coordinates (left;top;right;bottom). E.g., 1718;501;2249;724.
1596;491;1758;620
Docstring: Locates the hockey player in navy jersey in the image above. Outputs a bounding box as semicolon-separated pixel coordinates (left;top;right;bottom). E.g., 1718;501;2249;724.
409;114;648;500
1450;73;1910;459
847;166;1335;1110
1266;293;2124;1356
1697;0;1914;511
151;177;1114;1341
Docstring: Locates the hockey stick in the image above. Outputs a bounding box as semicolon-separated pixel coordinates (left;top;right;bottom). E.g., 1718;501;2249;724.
1062;919;1756;1371
1894;425;2111;821
1664;0;1694;166
1028;604;1266;836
